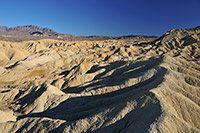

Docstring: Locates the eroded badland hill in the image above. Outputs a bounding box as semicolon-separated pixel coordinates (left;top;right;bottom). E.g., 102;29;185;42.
0;26;200;132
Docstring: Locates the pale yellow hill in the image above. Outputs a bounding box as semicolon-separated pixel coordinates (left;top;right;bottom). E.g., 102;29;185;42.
0;29;199;133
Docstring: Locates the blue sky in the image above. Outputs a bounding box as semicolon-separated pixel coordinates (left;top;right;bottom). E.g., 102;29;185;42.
0;0;199;36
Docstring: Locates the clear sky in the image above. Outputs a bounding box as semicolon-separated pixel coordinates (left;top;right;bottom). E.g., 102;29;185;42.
0;0;199;36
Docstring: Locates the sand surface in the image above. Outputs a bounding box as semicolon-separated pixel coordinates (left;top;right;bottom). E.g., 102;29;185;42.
0;28;199;133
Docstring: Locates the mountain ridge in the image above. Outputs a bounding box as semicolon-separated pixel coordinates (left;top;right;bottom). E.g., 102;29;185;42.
0;25;157;42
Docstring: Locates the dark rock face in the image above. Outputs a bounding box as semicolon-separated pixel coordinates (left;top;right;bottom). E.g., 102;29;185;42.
30;31;44;36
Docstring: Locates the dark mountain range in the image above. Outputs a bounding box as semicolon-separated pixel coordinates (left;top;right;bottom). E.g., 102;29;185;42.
0;25;157;42
0;25;56;34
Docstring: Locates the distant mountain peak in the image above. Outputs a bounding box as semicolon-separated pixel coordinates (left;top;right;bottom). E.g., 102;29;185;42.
23;25;38;28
